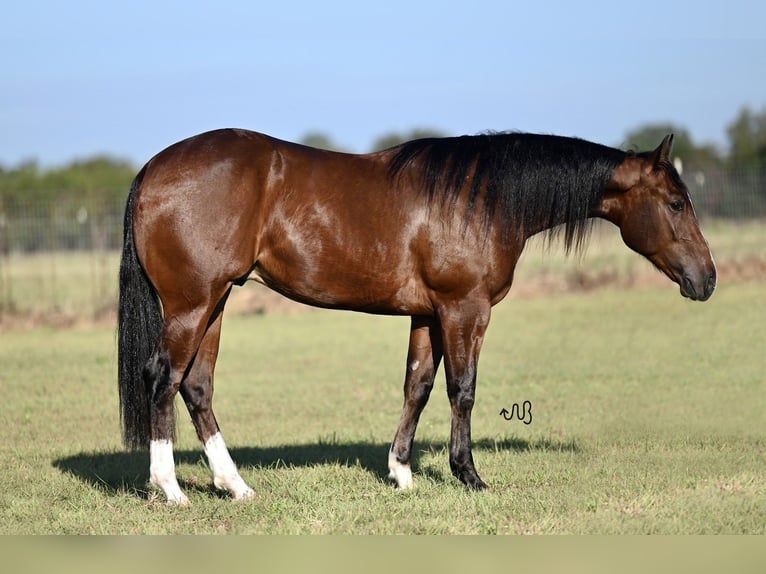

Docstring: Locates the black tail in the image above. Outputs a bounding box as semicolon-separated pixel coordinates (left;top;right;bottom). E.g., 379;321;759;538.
118;167;162;450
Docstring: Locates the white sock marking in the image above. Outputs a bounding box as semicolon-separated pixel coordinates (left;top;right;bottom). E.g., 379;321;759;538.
204;432;255;500
388;450;414;489
149;439;189;505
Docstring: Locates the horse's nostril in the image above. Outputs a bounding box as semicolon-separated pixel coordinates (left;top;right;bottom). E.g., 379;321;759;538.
704;272;717;299
681;275;696;299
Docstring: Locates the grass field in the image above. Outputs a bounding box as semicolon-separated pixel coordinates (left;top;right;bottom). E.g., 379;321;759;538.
0;273;764;533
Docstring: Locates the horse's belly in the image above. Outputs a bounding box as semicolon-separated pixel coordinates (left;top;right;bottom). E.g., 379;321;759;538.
246;257;432;315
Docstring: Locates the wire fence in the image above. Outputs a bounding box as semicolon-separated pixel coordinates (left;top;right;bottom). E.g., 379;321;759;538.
0;166;764;322
0;195;124;254
685;165;766;218
0;194;124;321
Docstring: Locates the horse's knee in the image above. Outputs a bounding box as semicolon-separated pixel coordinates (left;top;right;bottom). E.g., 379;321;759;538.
447;383;475;412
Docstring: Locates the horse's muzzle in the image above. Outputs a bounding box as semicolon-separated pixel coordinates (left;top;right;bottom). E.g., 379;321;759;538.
681;270;716;301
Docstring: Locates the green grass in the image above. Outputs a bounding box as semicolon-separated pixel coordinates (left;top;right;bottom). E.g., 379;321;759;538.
1;279;764;534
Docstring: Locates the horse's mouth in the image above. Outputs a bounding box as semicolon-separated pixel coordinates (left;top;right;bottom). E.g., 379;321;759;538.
680;275;697;300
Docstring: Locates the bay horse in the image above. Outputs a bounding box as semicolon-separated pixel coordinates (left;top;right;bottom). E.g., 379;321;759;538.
118;129;716;504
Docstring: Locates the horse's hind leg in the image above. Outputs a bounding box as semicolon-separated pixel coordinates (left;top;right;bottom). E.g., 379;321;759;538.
179;295;254;501
145;289;230;505
388;316;443;488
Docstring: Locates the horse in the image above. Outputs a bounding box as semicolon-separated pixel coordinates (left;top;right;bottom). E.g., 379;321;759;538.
118;128;716;504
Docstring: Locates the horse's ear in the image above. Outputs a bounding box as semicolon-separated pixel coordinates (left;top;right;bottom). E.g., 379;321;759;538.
648;134;674;170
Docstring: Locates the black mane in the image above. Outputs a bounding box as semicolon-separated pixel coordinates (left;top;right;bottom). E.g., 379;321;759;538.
388;132;628;252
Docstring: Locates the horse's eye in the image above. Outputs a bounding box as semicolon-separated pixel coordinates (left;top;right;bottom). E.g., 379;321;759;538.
670;200;685;212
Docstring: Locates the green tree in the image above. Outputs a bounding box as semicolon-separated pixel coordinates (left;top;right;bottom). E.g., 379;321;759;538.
726;106;766;170
622;123;722;172
623;123;696;157
371;128;447;151
299;132;347;152
0;156;135;205
724;106;766;217
0;156;136;251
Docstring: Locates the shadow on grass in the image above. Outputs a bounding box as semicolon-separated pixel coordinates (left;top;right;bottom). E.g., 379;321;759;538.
52;435;578;498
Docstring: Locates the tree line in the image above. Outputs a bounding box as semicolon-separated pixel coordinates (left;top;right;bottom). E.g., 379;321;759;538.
1;106;764;252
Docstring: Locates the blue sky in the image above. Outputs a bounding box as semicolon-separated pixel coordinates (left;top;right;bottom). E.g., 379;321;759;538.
2;0;765;167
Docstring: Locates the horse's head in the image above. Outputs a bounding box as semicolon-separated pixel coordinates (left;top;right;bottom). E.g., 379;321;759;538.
598;134;716;301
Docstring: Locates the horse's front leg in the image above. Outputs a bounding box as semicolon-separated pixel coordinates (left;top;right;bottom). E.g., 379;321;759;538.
438;298;491;490
388;316;443;488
